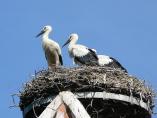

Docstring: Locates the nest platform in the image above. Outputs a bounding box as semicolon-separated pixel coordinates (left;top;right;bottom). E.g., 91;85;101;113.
19;66;155;118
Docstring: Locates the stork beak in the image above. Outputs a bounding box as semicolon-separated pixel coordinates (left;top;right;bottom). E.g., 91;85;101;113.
62;38;71;48
36;30;45;37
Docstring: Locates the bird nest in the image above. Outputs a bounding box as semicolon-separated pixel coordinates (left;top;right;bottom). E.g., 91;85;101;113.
19;66;155;117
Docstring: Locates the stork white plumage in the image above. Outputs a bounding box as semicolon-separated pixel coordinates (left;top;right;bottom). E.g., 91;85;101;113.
36;25;63;69
62;33;98;66
92;49;127;72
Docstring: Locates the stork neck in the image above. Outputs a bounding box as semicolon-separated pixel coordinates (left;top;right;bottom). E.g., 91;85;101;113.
42;32;50;40
70;38;77;45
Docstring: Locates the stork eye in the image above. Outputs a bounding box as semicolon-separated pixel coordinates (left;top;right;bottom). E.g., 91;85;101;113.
43;27;47;30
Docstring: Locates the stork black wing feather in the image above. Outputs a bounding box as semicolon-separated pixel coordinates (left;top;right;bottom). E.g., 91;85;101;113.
59;55;63;65
88;48;98;60
109;57;127;73
74;51;99;66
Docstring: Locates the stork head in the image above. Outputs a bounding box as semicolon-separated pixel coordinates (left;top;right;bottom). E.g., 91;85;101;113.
36;25;52;37
62;33;78;48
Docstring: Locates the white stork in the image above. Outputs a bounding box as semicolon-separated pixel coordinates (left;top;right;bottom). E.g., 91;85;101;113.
36;25;63;69
92;49;127;72
62;33;98;66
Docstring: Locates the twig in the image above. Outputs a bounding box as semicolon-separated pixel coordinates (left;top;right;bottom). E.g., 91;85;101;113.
33;104;38;118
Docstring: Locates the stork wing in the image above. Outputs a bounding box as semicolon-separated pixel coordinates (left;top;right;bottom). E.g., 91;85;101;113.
88;48;98;60
44;47;63;67
72;46;98;66
55;44;63;66
59;54;63;65
109;57;127;73
49;41;63;66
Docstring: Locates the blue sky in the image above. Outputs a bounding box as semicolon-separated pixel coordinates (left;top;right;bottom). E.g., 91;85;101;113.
0;0;156;117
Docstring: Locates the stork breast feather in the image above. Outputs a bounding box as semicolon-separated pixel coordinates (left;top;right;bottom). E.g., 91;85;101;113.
45;40;61;54
72;46;89;57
